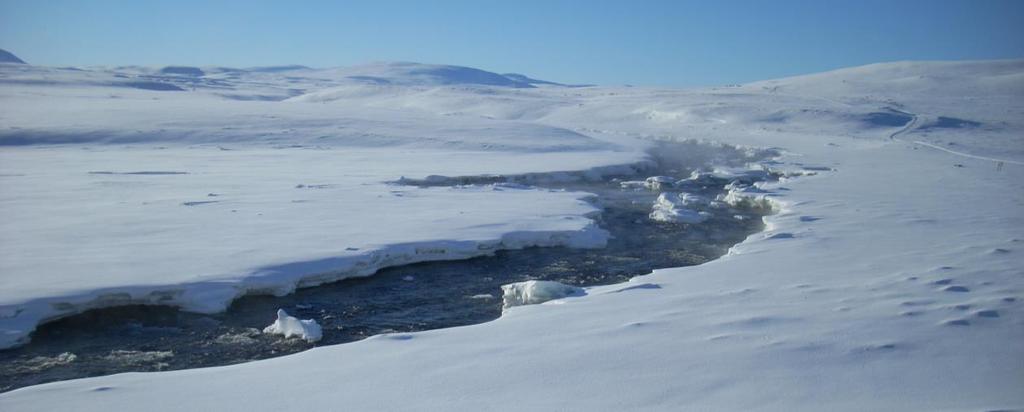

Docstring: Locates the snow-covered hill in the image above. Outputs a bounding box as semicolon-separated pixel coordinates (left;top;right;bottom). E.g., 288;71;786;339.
0;49;25;64
0;58;1022;410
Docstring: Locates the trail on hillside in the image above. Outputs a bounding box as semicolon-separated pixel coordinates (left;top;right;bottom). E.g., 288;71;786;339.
910;140;1024;165
888;111;1023;166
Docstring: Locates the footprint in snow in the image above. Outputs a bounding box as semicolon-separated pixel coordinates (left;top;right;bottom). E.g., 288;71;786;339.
854;342;899;353
604;283;661;294
182;200;219;207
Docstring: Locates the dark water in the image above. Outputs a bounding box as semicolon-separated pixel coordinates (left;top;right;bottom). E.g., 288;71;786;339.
0;154;773;393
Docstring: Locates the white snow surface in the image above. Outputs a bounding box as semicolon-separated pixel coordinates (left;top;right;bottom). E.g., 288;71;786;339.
0;146;626;348
1;59;1023;410
263;309;322;343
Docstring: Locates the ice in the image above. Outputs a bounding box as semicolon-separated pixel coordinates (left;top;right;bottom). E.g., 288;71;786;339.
619;180;647;189
717;186;777;213
643;176;675;190
649;192;712;223
262;309;323;343
501;280;584;309
675;170;730;188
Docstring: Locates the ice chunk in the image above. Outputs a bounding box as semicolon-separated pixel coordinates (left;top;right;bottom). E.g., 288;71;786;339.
678;193;709;207
675;170;729;188
644;176;675;190
263;309;323;343
717;188;776;212
619;180;647;189
723;180;769;193
707;167;774;185
650;192;712;223
620;177;673;190
501;280;583;309
675;167;774;189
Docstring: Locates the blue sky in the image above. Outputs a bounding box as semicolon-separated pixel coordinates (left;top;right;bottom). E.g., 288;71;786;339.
1;0;1022;86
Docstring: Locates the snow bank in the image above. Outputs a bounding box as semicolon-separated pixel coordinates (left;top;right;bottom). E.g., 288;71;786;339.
263;309;322;343
0;147;629;350
501;280;584;309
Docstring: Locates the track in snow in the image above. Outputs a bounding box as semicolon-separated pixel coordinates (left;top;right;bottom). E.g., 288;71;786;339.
888;111;1023;166
910;140;1024;165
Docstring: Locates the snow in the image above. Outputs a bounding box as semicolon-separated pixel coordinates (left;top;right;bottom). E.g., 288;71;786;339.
718;184;777;212
0;49;26;64
500;280;585;309
643;175;675;190
0;62;650;348
0;147;626;348
1;59;1023;410
649;192;712;223
263;309;322;343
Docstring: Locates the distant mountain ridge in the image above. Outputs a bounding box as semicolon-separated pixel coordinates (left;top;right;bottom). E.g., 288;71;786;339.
0;49;26;64
0;53;574;88
321;62;569;88
151;62;574;88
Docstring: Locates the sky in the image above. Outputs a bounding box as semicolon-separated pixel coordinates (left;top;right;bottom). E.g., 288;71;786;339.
1;0;1023;87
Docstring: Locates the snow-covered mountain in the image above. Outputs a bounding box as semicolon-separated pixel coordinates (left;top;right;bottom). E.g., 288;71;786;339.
0;49;26;64
0;58;1022;410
